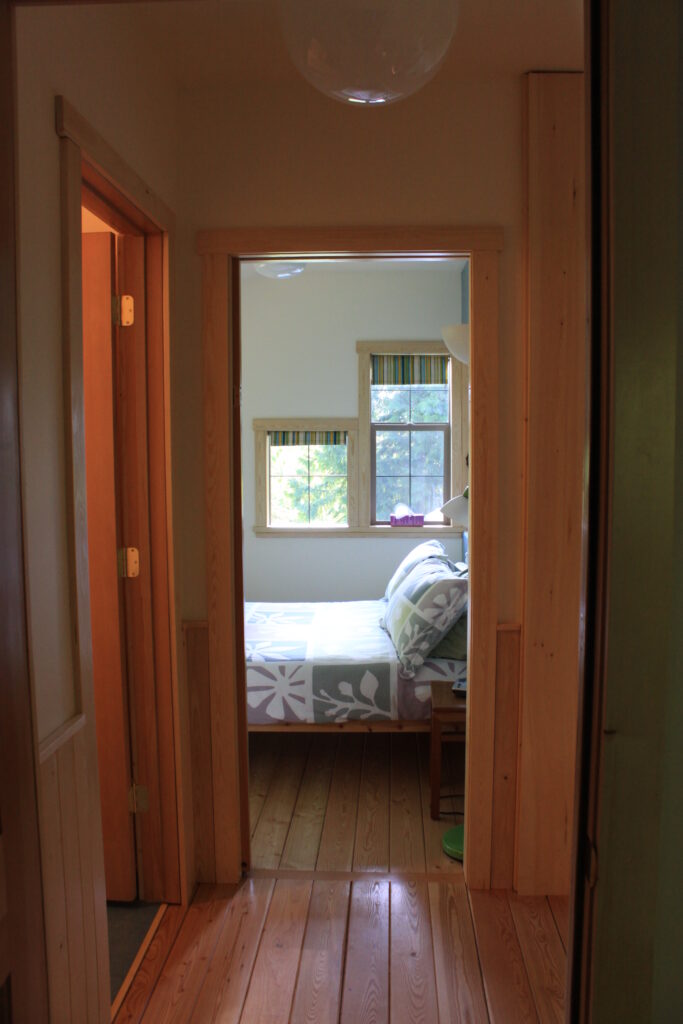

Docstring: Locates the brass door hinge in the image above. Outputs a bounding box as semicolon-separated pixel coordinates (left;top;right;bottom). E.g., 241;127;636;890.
113;294;135;327
117;546;140;579
128;783;149;814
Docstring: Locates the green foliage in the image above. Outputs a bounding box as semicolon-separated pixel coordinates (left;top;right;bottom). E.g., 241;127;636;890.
270;444;348;525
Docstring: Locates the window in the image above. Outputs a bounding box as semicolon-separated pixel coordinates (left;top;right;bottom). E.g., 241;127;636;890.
370;355;450;523
253;419;358;530
357;341;469;530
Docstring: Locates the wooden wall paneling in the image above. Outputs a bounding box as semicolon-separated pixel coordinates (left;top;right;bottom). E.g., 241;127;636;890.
197;225;505;256
184;622;216;882
0;1;49;1018
146;231;182;903
490;625;522;890
39;756;71;1022
203;253;245;881
464;248;500;890
518;72;585;895
59;133;112;1018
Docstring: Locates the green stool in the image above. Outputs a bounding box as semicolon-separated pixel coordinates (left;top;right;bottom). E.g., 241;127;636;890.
442;824;464;862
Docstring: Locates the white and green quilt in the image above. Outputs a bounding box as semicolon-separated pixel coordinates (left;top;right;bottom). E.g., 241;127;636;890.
244;600;466;725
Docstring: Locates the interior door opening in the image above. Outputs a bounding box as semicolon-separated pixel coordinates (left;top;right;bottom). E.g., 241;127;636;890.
81;184;178;1005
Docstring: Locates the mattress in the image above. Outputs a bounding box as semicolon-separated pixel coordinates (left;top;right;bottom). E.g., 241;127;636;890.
244;600;466;725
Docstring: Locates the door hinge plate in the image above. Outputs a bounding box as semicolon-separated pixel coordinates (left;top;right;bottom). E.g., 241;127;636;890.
117;546;140;579
128;783;149;814
113;294;135;327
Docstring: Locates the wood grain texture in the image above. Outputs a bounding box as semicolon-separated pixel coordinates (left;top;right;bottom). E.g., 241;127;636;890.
143;885;235;1024
197;225;505;256
469;890;537;1023
185;623;216;882
190;878;274;1024
509;895;566;1024
390;881;439;1024
250;736;309;869
340;880;389;1024
203;253;245;882
428;882;488;1023
145;230;181;904
316;735;364;871
113;904;186;1024
518;72;585;896
490;625;522;889
240;879;312;1024
548;895;570;953
0;12;49;1015
281;737;336;870
390;735;426;873
464;248;500;891
290;881;350;1024
353;734;390;872
418;734;463;875
248;733;282;834
83;229;137;902
110;904;166;1019
39;756;71;1023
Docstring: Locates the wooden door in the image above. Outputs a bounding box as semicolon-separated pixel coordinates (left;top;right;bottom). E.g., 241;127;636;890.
83;231;138;901
115;235;166;902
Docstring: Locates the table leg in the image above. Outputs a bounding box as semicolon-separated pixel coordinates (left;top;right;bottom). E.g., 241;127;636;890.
430;714;442;819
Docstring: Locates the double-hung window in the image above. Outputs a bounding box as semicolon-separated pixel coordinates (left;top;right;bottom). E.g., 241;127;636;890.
370;354;451;523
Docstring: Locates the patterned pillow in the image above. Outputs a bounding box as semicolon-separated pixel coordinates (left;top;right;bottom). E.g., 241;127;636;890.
384;540;452;600
383;558;468;676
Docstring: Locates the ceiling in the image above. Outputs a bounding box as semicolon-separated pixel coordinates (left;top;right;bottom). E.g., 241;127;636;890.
132;0;584;90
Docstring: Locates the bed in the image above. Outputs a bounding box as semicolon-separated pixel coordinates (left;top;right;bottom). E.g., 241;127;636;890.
244;599;467;728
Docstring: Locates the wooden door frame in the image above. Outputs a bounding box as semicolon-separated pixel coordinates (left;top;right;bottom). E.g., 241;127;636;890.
55;96;187;905
198;227;501;888
0;0;49;1017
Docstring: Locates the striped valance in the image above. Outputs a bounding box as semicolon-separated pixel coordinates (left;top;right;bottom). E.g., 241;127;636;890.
371;355;448;386
268;430;348;447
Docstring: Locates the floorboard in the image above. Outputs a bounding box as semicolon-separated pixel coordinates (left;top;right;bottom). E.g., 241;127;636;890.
133;734;567;1023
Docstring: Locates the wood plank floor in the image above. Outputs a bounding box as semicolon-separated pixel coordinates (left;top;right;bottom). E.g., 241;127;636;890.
132;734;568;1023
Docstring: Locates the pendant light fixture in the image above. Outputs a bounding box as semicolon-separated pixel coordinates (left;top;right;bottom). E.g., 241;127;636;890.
277;0;460;107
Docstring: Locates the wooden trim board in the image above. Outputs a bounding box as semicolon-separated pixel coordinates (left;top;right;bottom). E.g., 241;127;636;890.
198;225;504;255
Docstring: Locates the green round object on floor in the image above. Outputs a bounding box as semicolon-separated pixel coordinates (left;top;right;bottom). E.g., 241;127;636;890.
442;824;464;861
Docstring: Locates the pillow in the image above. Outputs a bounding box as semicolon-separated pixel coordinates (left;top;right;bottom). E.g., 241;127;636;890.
383;558;468;676
431;610;468;661
384;540;452;600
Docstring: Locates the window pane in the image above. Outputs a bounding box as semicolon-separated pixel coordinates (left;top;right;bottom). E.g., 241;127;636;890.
270;444;308;476
376;477;410;522
309;443;347;476
411;430;445;476
410;476;445;516
270;476;309;525
375;429;410;476
309;476;348;524
371;386;411;423
410;385;449;423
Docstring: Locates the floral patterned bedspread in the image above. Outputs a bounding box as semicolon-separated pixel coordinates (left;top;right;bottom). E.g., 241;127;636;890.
244;600;466;725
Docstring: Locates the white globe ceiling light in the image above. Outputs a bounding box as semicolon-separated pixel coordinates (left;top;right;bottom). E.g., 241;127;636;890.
277;0;460;107
255;262;305;279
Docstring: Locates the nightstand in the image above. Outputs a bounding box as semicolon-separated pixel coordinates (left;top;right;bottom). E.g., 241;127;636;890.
430;679;467;820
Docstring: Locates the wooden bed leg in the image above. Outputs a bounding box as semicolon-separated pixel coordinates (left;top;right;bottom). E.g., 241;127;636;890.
430;715;443;820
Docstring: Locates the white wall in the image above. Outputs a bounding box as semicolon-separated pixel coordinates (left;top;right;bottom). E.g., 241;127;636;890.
15;6;180;741
241;262;464;600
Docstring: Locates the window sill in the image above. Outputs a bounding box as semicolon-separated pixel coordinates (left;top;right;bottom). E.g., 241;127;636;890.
253;524;464;538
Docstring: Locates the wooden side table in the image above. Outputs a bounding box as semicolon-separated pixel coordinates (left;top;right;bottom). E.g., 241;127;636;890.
430;680;467;820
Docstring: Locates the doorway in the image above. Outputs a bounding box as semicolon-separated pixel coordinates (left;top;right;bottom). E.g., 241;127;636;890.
81;183;178;1003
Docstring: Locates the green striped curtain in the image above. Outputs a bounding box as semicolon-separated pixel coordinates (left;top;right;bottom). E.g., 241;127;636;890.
268;430;348;446
371;354;448;386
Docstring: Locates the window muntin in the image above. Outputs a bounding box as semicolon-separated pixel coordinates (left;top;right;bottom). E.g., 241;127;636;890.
268;432;348;527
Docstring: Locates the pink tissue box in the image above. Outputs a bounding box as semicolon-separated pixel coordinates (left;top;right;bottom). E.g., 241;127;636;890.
390;513;424;527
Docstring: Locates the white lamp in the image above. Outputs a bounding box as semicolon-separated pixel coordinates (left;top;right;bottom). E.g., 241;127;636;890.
441;489;468;526
277;0;460;107
441;324;469;364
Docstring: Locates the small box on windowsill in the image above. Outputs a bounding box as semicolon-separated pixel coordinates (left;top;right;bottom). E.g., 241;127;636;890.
390;513;424;527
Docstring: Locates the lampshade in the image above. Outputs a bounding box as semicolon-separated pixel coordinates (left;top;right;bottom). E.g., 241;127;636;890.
277;0;460;107
441;492;468;526
441;324;469;364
